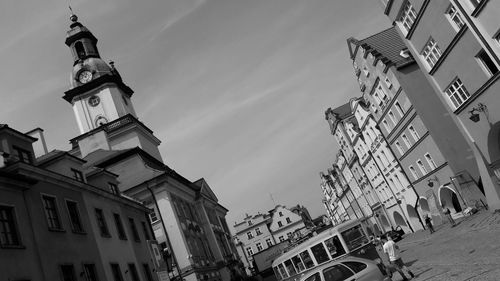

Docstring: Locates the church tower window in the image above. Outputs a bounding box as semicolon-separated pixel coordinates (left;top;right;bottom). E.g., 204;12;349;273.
88;96;100;107
75;41;86;60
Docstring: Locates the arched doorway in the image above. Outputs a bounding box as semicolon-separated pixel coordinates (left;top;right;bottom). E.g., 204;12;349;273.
379;214;391;230
406;204;421;231
439;186;462;213
373;224;381;235
392;211;409;233
419;197;430;213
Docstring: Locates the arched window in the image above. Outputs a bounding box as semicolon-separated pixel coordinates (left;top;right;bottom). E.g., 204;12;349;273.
75;41;86;59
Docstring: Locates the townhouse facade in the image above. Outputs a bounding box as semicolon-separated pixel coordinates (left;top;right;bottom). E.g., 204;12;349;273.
321;25;490;232
381;0;497;210
232;205;307;275
348;26;474;225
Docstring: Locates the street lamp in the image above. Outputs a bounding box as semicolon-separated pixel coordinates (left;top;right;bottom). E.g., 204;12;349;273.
469;103;488;123
427;176;440;188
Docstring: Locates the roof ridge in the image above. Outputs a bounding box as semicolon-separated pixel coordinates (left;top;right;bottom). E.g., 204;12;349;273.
358;26;395;43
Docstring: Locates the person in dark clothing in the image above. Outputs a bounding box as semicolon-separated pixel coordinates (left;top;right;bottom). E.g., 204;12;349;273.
424;215;434;234
443;205;456;227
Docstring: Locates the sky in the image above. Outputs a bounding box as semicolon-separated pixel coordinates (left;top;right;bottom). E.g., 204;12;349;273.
0;0;391;228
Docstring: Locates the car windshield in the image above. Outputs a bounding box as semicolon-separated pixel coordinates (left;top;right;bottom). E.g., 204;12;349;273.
341;225;368;251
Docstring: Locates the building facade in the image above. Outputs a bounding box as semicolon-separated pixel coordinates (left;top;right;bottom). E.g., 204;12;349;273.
232;205;308;275
381;0;500;210
0;125;158;281
49;13;239;281
321;25;489;231
348;26;475;225
233;213;275;275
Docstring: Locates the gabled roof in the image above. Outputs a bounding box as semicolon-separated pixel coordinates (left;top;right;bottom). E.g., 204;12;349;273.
194;178;219;202
85;147;165;171
82;149;132;168
325;102;352;121
347;27;413;68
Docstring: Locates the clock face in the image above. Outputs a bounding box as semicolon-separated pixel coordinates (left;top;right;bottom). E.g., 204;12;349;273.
78;70;93;83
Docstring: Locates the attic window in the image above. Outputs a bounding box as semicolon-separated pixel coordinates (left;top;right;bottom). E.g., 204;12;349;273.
399;49;411;58
71;168;84;182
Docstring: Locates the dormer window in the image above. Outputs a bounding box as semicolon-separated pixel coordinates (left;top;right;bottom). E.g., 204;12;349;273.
109;183;119;195
71;168;84;182
13;146;32;164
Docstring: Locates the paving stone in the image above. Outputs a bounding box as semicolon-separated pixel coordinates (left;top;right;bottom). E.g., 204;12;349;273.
389;211;500;280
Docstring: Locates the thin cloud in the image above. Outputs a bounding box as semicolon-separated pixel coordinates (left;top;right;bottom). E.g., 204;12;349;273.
149;0;207;42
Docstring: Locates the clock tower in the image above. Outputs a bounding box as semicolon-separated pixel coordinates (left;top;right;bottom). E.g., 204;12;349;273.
63;14;162;160
64;14;137;134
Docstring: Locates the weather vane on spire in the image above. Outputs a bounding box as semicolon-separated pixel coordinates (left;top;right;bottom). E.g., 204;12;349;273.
68;3;78;22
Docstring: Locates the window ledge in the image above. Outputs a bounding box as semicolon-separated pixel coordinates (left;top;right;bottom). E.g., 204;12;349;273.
405;0;430;40
72;230;87;235
453;71;500;114
471;0;489;17
429;25;467;76
0;244;26;249
48;228;66;233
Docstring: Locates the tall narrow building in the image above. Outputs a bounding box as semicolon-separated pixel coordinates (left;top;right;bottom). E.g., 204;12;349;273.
61;14;240;281
381;0;499;210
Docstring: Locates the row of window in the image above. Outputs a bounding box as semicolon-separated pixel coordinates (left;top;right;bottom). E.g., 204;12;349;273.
408;153;438;181
382;101;406;133
278;217;292;227
246;238;274;256
247;227;262;239
60;262;154;281
394;124;420;155
399;1;498;110
0;195;151;248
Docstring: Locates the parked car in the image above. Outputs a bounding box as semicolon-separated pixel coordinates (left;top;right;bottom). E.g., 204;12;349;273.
299;257;391;281
384;226;405;242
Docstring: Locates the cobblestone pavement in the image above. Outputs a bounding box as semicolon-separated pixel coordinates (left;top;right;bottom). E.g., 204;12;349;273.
391;210;500;281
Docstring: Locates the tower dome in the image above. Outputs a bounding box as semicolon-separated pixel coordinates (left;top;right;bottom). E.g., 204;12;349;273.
70;57;113;89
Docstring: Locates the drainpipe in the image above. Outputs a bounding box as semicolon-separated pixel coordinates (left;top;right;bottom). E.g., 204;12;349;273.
23;188;47;281
146;184;183;281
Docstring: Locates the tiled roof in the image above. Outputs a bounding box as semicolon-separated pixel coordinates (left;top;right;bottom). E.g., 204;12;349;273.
83;149;132;168
356;27;412;67
330;102;352;119
36;149;65;164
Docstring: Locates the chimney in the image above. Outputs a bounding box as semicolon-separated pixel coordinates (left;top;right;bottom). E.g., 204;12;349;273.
26;128;48;157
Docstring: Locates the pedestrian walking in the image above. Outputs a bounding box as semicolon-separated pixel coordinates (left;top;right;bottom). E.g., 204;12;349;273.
424;215;434;234
442;205;456;227
381;234;415;281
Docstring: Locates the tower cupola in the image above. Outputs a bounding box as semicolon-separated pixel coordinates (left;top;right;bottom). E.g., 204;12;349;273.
65;14;115;89
63;12;163;162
